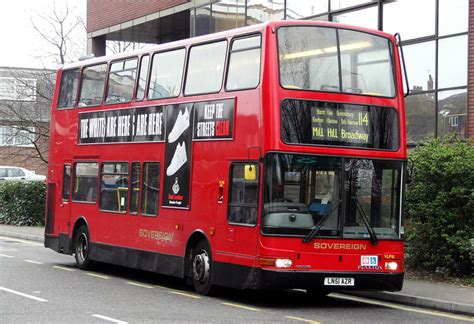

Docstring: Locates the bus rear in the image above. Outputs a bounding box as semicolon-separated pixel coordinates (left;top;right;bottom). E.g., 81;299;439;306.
254;21;405;293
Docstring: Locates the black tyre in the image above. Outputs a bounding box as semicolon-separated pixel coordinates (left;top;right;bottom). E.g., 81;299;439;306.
191;240;213;295
74;225;91;270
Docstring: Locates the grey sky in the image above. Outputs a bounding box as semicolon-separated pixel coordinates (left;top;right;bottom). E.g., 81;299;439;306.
0;0;86;69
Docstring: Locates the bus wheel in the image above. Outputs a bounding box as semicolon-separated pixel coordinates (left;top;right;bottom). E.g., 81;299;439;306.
74;226;91;270
306;289;329;298
192;240;213;295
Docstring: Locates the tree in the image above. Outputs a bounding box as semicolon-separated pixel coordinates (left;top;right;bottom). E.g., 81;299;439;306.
0;1;86;167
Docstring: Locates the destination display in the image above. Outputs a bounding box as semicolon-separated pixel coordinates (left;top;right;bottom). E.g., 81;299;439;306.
79;106;165;144
281;99;399;150
193;98;234;140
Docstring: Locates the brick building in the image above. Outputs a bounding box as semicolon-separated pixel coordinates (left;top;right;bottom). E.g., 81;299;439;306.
0;67;54;175
86;0;472;144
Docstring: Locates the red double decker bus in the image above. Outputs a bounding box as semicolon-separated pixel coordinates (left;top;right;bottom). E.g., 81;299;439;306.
45;20;406;295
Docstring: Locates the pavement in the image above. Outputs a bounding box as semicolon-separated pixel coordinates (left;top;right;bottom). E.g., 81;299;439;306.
1;224;473;317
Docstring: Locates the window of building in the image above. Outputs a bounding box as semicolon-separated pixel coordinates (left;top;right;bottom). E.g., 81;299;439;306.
437;89;466;139
405;92;436;145
185;40;227;95
213;0;246;32
330;0;370;10
438;35;468;89
57;69;79;109
246;0;284;25
100;162;129;213
226;35;261;91
383;0;436;40
228;163;259;225
332;5;378;30
130;162;140;215
136;55;150;101
194;5;212;37
72;162;99;203
0;77;37;101
403;41;436;93
62;164;71;201
286;1;328;19
141;162;160;216
78;63;107;107
106;58;138;104
148;49;185;99
439;0;468;36
0;126;35;147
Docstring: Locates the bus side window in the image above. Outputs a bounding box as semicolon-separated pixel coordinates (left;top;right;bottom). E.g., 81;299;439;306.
226;34;261;91
62;164;71;201
72;162;99;203
130;162;141;215
106;58;138;104
99;162;129;213
228;163;259;225
78;63;107;108
148;48;186;99
57;69;79;109
185;40;227;95
136;55;150;101
141;162;160;216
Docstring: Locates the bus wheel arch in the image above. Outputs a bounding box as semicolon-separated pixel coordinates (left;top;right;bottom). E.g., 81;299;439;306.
185;231;213;295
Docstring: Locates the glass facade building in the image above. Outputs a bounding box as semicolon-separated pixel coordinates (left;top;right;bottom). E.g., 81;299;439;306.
87;0;471;144
189;0;469;145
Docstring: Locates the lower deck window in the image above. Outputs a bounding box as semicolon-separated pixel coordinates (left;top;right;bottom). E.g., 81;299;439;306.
72;162;99;203
142;162;160;216
99;162;129;213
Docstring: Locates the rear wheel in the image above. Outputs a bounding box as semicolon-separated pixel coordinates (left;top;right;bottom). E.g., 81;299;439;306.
74;225;91;270
192;240;213;295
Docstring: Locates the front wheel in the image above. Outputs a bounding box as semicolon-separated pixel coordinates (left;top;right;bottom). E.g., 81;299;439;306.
74;225;91;270
191;240;213;295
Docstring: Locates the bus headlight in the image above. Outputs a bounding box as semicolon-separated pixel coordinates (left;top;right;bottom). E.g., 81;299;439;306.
385;262;398;270
275;259;293;268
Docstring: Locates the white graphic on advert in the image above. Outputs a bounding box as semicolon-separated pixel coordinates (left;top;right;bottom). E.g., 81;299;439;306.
172;177;180;194
166;141;187;176
168;107;190;143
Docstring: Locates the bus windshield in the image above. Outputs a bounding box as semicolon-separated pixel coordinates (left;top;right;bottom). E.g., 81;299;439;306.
263;153;402;240
278;26;396;97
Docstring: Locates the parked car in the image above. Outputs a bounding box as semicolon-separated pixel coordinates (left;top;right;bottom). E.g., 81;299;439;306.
0;166;46;182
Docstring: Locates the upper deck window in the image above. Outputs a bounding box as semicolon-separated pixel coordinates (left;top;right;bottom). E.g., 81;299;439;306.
78;63;107;107
185;40;227;95
148;49;185;99
278;26;395;98
226;35;261;91
57;69;79;109
106;58;138;104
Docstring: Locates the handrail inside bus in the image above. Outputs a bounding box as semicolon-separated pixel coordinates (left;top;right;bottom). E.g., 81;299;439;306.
395;33;410;98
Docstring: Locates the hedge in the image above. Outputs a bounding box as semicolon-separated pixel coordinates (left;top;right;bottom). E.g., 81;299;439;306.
0;181;46;226
405;135;474;277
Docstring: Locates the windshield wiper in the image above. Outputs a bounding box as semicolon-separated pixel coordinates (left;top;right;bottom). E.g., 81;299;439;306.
303;200;341;243
354;199;378;245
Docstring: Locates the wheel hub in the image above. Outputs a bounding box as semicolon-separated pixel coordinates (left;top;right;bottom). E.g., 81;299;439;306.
193;250;210;282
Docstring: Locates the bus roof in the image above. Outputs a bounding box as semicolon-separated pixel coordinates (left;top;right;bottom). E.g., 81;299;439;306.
61;20;396;70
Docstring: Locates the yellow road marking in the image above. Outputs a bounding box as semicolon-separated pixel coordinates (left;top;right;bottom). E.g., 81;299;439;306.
126;281;154;289
154;284;172;290
221;302;260;312
332;293;474;322
0;253;14;258
86;272;110;279
53;266;76;272
285;315;322;324
168;290;202;299
24;259;43;264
